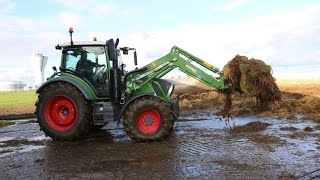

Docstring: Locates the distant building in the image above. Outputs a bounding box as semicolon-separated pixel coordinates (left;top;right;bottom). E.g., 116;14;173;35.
32;53;48;89
24;86;33;91
0;81;27;92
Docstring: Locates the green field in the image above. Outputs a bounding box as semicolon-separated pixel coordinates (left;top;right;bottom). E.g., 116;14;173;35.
0;91;37;108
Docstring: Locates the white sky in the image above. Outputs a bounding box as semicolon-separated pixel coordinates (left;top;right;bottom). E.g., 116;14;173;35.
0;0;319;86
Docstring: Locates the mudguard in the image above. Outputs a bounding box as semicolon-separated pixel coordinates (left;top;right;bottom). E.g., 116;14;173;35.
119;93;179;120
119;93;153;118
36;76;97;100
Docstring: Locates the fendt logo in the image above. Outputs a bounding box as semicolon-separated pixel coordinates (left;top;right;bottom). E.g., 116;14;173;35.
186;65;197;73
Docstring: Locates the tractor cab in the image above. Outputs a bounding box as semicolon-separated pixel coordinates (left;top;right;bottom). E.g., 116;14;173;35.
56;41;110;97
54;28;123;98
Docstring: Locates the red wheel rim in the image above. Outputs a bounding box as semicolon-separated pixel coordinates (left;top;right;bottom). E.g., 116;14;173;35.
137;110;161;134
44;95;77;131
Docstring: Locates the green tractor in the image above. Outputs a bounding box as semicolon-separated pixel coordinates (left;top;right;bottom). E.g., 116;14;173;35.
35;28;227;142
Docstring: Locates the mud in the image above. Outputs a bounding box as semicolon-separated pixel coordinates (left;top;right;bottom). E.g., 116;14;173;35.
303;114;320;123
249;134;283;144
0;113;35;120
229;121;271;133
0;139;44;147
304;127;314;132
175;83;320;123
18;119;37;124
0;120;15;127
0;111;319;179
280;126;298;131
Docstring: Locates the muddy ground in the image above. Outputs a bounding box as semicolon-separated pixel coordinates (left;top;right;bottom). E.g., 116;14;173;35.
0;110;319;179
0;83;319;179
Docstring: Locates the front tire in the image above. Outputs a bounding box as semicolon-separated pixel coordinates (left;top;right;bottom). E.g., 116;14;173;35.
123;96;174;142
35;82;92;140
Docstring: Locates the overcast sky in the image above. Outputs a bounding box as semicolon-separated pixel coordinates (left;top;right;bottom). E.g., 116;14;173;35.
0;0;319;86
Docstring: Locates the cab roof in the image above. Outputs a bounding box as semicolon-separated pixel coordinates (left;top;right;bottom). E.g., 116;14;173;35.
56;41;107;50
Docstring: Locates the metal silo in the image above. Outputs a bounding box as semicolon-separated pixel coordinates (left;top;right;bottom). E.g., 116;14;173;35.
32;53;48;89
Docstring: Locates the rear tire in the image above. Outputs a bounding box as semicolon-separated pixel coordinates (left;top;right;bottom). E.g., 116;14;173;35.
123;96;174;142
35;82;92;140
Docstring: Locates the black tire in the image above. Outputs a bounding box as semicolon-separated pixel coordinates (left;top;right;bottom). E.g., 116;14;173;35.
123;96;174;142
35;82;92;140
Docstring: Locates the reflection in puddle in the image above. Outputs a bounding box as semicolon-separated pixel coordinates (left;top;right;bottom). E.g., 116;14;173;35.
29;136;50;141
0;144;45;158
19;145;45;153
0;137;15;142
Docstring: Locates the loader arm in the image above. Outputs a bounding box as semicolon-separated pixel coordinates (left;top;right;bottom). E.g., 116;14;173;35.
126;46;227;92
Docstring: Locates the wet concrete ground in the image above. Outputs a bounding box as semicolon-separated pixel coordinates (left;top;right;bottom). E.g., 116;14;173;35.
0;110;319;179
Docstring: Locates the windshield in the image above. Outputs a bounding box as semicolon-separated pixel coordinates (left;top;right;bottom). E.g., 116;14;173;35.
63;46;107;71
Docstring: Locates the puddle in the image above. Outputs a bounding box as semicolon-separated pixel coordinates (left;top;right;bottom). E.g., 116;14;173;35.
0;152;13;158
179;113;319;134
0;137;15;142
0;145;45;158
175;113;320;177
29;136;50;141
0;147;14;151
177;115;278;130
19;145;45;153
299;143;318;152
281;136;319;152
16;119;36;124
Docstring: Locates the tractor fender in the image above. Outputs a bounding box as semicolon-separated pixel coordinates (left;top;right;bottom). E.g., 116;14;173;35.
119;94;178;120
119;93;153;118
36;77;96;100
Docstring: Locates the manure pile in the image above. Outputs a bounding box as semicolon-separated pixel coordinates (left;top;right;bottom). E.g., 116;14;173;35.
221;55;281;117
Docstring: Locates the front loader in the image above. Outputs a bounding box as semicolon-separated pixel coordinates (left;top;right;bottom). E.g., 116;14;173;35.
35;28;227;142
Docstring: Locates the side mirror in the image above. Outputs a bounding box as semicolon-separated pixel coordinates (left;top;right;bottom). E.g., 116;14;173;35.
134;51;138;66
122;48;129;55
115;38;119;48
52;66;57;72
120;47;130;55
